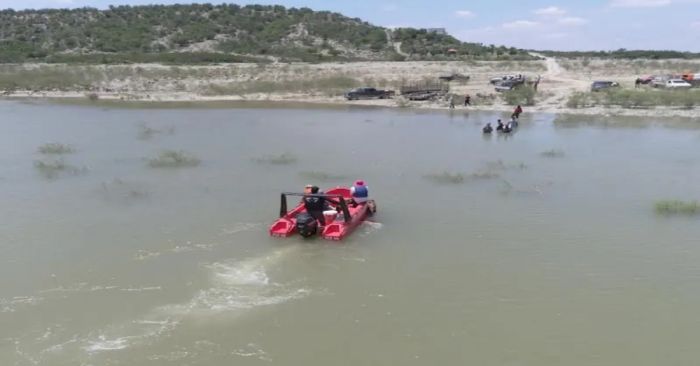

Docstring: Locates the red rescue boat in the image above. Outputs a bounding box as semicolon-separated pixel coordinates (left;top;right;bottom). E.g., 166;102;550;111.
269;187;376;241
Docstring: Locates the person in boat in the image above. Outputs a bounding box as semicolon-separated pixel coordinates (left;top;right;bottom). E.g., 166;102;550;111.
502;124;513;133
482;123;493;134
303;186;339;225
496;119;505;131
350;180;369;206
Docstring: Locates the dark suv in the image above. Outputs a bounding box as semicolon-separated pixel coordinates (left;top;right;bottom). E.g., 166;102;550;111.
344;87;394;100
591;81;619;92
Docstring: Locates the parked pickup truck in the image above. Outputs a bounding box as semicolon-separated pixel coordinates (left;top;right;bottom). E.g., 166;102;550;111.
591;81;619;92
490;74;524;85
494;78;525;92
344;87;395;100
664;79;692;89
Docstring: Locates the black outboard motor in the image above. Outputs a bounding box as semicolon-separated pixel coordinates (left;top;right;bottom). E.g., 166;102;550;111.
295;212;318;238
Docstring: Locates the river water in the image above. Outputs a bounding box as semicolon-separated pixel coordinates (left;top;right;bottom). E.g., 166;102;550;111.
2;99;700;365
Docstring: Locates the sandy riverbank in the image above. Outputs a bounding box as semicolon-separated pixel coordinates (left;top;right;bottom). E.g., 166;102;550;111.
2;58;699;117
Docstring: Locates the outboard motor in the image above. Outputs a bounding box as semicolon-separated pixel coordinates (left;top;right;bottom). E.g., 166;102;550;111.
295;212;318;238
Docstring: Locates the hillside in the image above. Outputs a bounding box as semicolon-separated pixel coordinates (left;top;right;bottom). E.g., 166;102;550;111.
0;3;535;63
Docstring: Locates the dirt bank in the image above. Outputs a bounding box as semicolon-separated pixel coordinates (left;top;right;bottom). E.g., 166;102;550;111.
1;59;699;117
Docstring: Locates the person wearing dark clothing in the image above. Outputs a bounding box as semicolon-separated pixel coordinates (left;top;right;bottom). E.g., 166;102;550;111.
635;78;642;88
303;186;339;225
496;119;505;131
464;94;471;106
482;123;493;134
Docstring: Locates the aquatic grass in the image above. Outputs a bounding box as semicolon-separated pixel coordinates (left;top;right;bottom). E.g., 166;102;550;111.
424;170;501;184
499;179;546;197
137;123;176;140
299;171;348;182
484;160;528;171
147;150;200;168
540;149;566;158
38;143;75;155
468;170;501;180
424;172;465;184
34;159;85;179
253;153;298;165
100;179;150;202
654;200;700;216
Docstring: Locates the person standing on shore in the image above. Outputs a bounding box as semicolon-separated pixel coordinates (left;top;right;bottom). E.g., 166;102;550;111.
464;94;471;106
449;95;455;109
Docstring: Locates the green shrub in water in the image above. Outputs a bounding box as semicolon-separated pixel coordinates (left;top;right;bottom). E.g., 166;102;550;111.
148;150;200;168
253;153;297;165
424;172;465;184
38;143;74;154
34;158;84;179
654;200;700;216
468;170;500;180
540;149;565;158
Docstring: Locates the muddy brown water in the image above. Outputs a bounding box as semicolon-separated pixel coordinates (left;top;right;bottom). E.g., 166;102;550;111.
2;99;700;365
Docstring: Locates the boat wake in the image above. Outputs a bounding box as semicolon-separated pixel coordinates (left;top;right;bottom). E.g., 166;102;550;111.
358;221;383;237
80;245;307;356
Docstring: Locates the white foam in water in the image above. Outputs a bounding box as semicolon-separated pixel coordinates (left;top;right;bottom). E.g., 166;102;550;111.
83;318;179;354
220;222;263;236
208;262;269;286
81;246;307;355
0;296;44;313
359;221;384;236
231;343;272;362
85;336;130;352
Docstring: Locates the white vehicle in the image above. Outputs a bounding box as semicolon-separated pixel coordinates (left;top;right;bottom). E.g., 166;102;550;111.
665;79;692;89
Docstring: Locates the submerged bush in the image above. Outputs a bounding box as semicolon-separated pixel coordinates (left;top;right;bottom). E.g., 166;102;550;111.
468;170;500;180
654;200;700;216
137;123;176;140
540;149;566;158
148;150;200;168
100;178;150;202
425;169;503;184
38;143;75;154
484;160;528;171
424;171;465;184
253;153;297;165
34;159;85;179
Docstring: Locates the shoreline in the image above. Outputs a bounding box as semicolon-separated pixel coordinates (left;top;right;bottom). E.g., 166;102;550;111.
3;90;699;119
2;58;699;119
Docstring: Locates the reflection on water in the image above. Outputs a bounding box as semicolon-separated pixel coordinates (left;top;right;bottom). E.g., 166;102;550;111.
2;99;700;365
